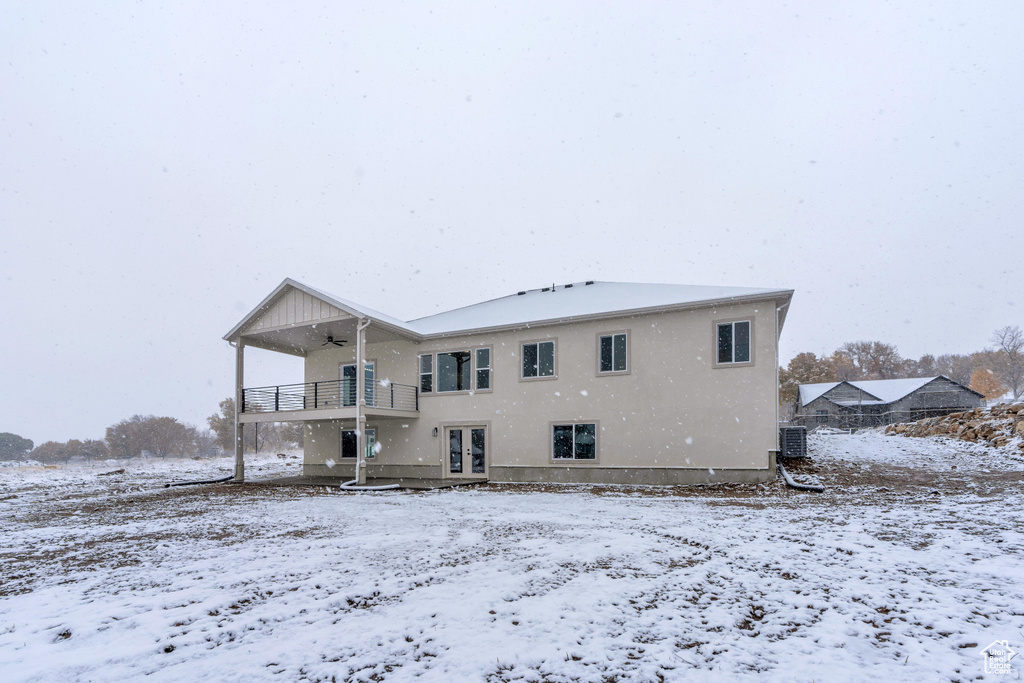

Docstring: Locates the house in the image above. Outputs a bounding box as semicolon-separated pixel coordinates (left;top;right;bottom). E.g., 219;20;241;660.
223;278;794;485
794;376;983;429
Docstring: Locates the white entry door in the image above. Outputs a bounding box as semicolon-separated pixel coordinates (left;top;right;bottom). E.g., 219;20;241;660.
445;425;487;478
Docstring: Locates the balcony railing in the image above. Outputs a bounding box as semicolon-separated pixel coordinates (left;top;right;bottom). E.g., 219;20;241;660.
242;379;418;414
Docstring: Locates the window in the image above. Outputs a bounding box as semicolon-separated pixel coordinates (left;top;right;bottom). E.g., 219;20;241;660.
716;321;751;365
341;361;375;406
341;428;376;459
552;423;597;460
419;348;492;395
419;354;432;393
598;332;628;373
475;348;491;390
816;410;828;424
522;340;555;379
437;351;472;392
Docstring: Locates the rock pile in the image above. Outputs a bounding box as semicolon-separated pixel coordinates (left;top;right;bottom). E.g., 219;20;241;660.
885;403;1024;452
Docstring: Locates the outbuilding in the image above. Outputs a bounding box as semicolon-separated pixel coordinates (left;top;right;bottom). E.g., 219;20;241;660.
795;376;983;429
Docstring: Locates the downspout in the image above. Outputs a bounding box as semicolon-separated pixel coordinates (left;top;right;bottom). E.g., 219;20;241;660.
774;301;789;476
339;318;373;487
338;318;399;491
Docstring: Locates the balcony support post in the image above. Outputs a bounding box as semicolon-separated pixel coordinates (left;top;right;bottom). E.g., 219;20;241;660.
355;318;370;485
233;340;245;483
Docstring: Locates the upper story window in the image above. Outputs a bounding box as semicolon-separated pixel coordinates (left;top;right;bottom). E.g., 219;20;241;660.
419;354;433;393
419;348;492;394
716;320;751;365
475;348;492;390
437;351;472;392
598;332;628;374
522;340;555;379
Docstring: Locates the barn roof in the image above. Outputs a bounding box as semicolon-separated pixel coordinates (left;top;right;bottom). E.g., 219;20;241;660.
798;376;969;407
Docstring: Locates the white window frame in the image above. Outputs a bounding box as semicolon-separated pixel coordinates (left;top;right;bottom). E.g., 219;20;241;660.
550;421;599;462
521;339;557;381
474;347;493;392
597;331;630;375
714;319;754;367
418;354;433;394
435;349;473;393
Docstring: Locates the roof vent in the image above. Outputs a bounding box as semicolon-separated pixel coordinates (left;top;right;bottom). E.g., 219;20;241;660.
564;283;573;288
585;280;595;285
517;291;526;296
541;287;550;292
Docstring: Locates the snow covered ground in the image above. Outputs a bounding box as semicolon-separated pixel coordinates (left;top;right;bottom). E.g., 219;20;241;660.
1;435;1022;682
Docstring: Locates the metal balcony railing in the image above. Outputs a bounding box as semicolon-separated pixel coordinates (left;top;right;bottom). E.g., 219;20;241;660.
242;379;418;414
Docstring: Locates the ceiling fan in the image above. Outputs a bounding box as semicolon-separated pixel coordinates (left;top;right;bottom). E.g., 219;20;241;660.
321;335;347;347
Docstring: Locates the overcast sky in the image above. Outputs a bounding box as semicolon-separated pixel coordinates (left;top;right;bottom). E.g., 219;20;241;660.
2;1;1022;444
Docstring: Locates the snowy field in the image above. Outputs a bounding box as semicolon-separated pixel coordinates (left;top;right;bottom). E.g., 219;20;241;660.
1;434;1023;682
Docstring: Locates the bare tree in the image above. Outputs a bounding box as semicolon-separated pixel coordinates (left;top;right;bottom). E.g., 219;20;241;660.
779;352;837;405
208;398;303;454
207;398;237;452
934;354;974;386
991;325;1024;399
106;415;211;459
838;341;903;380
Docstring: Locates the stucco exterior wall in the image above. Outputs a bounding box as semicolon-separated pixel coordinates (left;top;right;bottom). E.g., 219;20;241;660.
301;300;780;482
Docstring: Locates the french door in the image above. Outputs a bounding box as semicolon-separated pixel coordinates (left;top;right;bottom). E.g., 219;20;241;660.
446;425;487;477
340;362;375;407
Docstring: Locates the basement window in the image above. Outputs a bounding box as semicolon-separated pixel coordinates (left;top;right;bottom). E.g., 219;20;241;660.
552;423;597;460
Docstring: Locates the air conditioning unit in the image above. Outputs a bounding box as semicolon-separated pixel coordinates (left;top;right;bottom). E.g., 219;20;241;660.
779;426;807;459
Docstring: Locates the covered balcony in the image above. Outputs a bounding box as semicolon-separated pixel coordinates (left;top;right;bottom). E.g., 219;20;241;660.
224;279;427;483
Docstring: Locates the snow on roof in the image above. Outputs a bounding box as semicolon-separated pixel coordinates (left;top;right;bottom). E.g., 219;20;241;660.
799;377;942;407
229;279;793;341
407;281;790;336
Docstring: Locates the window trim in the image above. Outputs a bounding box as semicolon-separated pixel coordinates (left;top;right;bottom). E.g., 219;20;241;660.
340;426;377;460
549;420;600;464
596;330;631;376
339;358;378;406
434;349;474;394
474;346;493;393
520;338;558;382
712;318;755;368
418;353;433;394
418;347;493;397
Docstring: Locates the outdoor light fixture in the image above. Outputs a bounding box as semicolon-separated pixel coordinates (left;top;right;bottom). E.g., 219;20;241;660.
432;427;438;437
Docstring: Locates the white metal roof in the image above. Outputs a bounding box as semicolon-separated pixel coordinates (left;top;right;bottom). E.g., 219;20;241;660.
226;279;793;343
407;281;791;336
